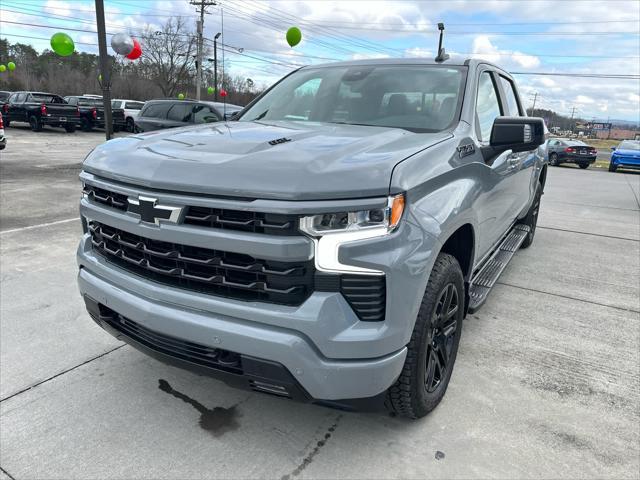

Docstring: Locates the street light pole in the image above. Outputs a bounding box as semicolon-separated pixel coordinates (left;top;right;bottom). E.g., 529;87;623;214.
213;32;221;101
95;0;113;141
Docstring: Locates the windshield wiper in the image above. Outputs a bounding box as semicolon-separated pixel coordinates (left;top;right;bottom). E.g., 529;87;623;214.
252;110;269;121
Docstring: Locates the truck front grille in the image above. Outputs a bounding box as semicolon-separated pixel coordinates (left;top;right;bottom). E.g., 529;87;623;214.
82;183;300;235
89;221;314;305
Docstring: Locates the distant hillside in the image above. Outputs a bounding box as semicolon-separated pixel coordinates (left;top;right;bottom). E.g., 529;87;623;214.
527;108;639;130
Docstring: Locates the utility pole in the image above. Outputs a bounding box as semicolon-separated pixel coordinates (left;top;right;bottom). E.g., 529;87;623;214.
213;32;221;101
530;92;538;115
95;0;113;141
569;106;577;135
190;0;216;100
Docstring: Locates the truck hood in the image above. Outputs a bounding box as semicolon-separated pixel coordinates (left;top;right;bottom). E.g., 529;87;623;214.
83;120;452;200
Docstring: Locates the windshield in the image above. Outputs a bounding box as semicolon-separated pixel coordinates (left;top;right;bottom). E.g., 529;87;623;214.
240;65;466;133
619;141;640;150
78;98;103;106
32;94;64;103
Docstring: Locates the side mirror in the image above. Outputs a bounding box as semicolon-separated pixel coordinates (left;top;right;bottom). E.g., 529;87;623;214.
610;146;616;151
481;116;546;162
225;111;240;121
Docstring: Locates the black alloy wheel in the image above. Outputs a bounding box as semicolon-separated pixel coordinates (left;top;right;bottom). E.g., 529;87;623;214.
425;283;459;393
549;152;559;166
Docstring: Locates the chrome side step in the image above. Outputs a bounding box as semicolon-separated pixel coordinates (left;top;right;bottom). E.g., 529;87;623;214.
468;224;530;313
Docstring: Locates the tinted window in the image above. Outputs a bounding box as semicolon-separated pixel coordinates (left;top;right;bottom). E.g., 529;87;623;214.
111;101;122;109
31;94;64;103
14;93;26;103
125;102;144;110
240;65;466;133
476;72;502;142
142;103;171;119
67;97;78;105
0;92;10;102
193;104;220;123
167;103;193;122
499;76;521;116
619;141;640;150
567;140;587;146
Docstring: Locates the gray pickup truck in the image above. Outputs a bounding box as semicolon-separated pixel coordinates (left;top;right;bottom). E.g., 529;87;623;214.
77;58;546;418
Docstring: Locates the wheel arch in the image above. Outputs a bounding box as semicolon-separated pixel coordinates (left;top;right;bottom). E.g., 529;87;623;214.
439;223;475;281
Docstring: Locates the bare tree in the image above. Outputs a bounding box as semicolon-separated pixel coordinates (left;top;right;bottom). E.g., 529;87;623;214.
139;18;197;98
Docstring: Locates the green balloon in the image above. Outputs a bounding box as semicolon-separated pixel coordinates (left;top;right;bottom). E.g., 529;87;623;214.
50;32;75;57
286;27;302;47
178;93;185;100
0;65;5;73
7;62;15;71
207;86;214;95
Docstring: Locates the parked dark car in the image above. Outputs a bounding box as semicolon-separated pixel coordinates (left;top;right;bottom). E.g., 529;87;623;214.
2;91;78;132
134;99;243;132
546;138;597;169
64;96;126;132
0;112;6;150
609;140;640;172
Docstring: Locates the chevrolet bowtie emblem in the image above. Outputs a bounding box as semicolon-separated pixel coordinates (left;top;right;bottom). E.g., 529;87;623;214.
127;196;183;225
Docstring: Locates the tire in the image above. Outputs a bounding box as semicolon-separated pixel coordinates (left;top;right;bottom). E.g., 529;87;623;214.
578;163;589;169
386;253;464;419
609;162;617;173
126;117;134;133
81;118;92;132
519;180;542;249
133;124;142;133
549;153;559;166
65;124;76;133
29;115;42;132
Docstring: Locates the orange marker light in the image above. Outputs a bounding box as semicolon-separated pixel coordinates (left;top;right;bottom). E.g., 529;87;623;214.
389;194;405;229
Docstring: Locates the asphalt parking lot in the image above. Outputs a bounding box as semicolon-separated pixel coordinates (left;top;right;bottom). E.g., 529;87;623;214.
1;127;639;479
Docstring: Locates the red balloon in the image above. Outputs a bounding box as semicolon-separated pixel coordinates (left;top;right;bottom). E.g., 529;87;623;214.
220;89;228;97
126;39;142;60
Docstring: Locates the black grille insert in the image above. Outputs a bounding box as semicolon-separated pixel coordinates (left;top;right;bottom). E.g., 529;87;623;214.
340;275;386;321
89;302;243;374
184;206;299;235
83;184;128;211
89;221;314;305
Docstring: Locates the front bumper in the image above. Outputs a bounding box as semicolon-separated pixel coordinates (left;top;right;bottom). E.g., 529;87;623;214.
612;156;640;168
78;263;406;401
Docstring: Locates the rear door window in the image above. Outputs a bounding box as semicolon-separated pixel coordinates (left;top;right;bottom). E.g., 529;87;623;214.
142;103;171;119
125;102;144;110
499;76;522;116
193;104;220;123
167;103;193;122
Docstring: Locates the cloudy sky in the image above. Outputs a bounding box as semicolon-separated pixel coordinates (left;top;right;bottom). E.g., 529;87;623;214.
1;0;639;121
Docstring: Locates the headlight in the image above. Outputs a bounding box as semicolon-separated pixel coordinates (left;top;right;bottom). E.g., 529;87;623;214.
300;194;405;275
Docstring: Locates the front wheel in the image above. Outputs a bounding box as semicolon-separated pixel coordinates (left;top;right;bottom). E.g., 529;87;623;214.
578;163;589;169
609;162;617;173
386;253;464;419
549;153;559;166
29;115;42;132
126;117;134;133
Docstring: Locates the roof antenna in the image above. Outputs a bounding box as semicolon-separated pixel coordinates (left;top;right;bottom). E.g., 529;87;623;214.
435;23;450;63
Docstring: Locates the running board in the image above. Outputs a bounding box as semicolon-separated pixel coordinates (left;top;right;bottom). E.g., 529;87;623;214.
468;224;530;313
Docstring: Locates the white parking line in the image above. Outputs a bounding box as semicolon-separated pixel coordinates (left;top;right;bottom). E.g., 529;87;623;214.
0;217;78;235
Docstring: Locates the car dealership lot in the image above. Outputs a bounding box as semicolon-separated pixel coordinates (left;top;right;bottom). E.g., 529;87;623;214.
1;128;639;479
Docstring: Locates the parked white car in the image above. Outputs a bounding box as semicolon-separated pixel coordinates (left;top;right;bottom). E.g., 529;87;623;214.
111;99;145;132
